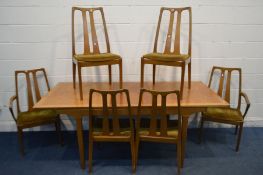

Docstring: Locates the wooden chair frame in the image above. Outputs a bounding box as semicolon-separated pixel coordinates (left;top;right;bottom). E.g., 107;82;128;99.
88;89;135;173
72;7;123;100
136;88;182;174
141;7;192;99
9;68;63;155
199;66;251;151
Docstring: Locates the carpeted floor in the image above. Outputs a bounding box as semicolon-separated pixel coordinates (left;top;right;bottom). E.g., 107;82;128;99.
0;127;262;175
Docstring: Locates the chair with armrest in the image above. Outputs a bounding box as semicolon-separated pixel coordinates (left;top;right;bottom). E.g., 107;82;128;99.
135;88;182;174
72;7;123;100
9;68;63;155
199;66;250;152
88;88;135;173
141;7;192;99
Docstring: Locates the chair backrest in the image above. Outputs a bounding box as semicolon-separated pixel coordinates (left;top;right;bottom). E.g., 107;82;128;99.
72;7;110;55
15;68;50;113
137;88;181;138
153;7;192;56
89;89;133;136
208;66;242;109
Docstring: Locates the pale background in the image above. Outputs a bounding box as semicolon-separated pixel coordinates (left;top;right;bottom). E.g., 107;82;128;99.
0;0;262;131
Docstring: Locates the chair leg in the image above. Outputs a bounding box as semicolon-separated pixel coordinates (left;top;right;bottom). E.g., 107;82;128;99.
234;125;238;135
180;65;185;99
77;65;83;100
188;62;191;89
130;137;136;173
119;60;123;89
17;127;25;156
236;123;243;152
177;140;182;174
88;138;93;173
108;65;112;84
153;64;156;84
199;117;204;144
135;136;140;170
140;58;144;88
55;117;64;146
72;62;76;89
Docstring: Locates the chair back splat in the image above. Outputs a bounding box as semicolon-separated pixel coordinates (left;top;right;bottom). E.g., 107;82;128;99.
154;7;192;56
72;7;110;55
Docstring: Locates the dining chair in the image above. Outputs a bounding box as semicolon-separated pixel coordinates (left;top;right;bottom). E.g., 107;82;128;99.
141;7;192;99
72;7;123;100
88;89;135;173
199;66;250;152
8;68;63;156
135;88;182;174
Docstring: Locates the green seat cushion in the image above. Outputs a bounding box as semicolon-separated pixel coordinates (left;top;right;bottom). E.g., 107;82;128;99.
143;53;190;61
203;107;243;122
74;53;121;62
139;128;178;138
17;109;57;126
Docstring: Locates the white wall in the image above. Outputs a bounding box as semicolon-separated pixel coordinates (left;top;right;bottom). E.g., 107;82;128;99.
1;0;263;131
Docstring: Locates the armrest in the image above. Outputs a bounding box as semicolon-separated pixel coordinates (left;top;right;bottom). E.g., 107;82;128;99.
240;92;250;118
9;95;17;122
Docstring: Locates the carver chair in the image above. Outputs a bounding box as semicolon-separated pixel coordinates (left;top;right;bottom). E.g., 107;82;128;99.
88;89;135;173
199;66;250;152
141;7;192;99
72;7;123;100
135;88;182;174
9;68;63;156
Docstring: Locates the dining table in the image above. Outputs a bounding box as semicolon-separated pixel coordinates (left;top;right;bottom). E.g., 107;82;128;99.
34;81;229;169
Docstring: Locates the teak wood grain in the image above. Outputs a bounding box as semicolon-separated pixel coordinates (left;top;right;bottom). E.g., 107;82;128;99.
34;81;228;169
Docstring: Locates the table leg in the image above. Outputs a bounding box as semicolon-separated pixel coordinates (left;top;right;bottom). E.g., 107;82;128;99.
76;116;85;169
181;115;189;168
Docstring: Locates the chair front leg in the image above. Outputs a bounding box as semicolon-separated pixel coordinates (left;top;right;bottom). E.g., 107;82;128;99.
55;117;64;146
88;138;93;173
17;127;24;156
236;123;243;152
198;117;204;144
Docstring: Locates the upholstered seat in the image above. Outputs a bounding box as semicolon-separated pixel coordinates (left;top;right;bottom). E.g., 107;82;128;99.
203;108;243;122
143;53;190;62
74;53;121;62
139;128;178;138
17;109;57;126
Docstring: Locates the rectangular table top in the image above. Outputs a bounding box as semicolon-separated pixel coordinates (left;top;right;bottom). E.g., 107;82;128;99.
34;81;228;110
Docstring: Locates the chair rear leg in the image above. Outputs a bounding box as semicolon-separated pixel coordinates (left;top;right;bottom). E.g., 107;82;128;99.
77;65;83;100
108;65;112;84
55;117;64;146
180;65;185;99
153;64;156;84
236;123;243;152
199;117;204;144
72;62;76;89
188;62;191;89
88;139;93;173
119;60;123;89
135;137;140;170
234;125;238;135
17;127;25;156
140;58;144;88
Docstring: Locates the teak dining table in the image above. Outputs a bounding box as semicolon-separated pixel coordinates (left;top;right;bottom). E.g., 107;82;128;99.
34;81;228;169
